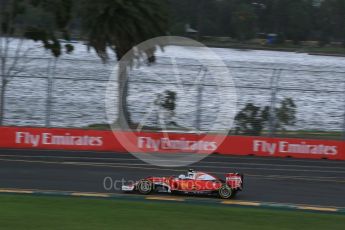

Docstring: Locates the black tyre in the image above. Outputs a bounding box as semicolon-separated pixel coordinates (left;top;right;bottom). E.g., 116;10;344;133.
137;180;153;195
218;185;233;199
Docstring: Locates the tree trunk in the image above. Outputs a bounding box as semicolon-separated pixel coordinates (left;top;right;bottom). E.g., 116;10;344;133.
0;79;7;126
117;61;130;129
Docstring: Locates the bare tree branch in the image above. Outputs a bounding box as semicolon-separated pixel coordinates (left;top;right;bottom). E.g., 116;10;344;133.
7;44;42;77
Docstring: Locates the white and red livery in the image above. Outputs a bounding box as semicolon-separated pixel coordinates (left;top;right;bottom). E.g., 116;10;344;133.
122;169;243;199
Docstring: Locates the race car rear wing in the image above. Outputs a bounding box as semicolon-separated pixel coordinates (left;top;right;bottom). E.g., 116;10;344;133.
226;173;243;190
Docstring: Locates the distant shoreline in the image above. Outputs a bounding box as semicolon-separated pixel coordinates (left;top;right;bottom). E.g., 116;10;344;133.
201;41;345;57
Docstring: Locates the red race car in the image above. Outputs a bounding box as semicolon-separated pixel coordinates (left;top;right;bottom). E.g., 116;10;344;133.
122;169;243;199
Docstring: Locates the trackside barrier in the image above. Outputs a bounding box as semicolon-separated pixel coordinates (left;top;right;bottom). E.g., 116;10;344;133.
0;126;344;160
217;136;345;160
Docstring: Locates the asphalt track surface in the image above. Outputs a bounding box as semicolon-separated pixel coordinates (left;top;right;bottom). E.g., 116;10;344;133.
1;148;345;208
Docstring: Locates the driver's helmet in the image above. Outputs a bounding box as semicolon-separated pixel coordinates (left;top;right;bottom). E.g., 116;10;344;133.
187;169;196;179
178;174;186;179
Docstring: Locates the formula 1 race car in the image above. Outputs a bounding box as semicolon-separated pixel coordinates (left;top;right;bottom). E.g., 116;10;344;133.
122;169;243;199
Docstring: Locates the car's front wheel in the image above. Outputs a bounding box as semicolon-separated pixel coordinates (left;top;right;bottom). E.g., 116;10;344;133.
218;185;233;199
137;180;153;195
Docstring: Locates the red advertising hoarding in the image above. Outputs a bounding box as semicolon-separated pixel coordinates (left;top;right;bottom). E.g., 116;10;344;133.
0;126;344;160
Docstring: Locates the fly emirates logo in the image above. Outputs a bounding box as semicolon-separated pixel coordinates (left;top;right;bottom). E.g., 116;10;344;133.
137;137;217;152
15;132;103;147
253;140;338;156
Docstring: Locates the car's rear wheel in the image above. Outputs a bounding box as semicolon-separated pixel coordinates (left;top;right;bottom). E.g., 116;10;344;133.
218;185;233;199
137;180;153;195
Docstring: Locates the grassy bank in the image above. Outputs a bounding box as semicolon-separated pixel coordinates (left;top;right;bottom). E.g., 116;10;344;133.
1;194;345;230
87;124;343;140
201;40;345;56
261;130;343;140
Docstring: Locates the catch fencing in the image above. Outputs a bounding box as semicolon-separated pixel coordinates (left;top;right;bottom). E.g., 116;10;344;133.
1;57;345;140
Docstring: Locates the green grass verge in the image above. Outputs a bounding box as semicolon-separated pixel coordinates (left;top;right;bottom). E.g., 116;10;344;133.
261;130;343;140
87;123;343;140
201;40;345;56
1;194;345;230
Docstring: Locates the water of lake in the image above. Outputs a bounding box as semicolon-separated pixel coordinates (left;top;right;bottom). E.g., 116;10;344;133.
2;40;345;132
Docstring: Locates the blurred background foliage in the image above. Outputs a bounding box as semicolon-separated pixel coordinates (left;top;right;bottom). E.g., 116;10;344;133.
2;0;345;51
168;0;345;46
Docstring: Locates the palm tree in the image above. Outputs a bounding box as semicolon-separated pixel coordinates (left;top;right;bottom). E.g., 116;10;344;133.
80;0;168;127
